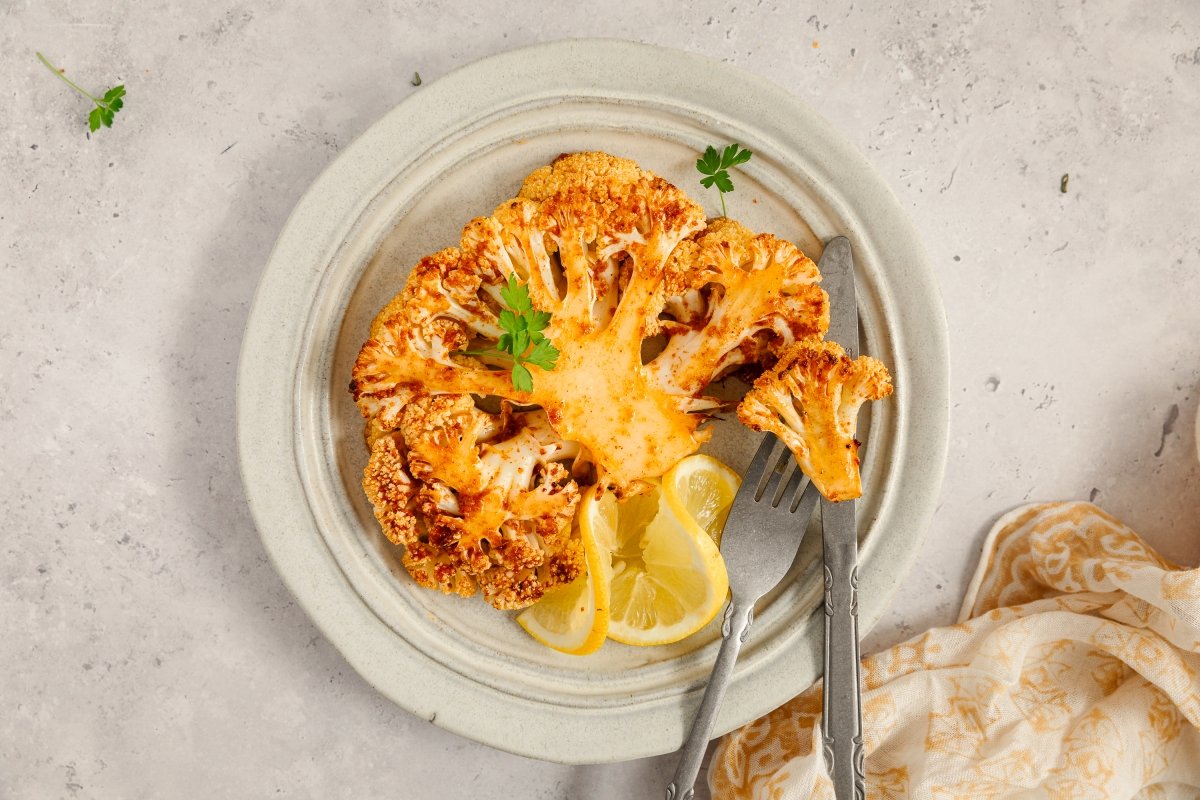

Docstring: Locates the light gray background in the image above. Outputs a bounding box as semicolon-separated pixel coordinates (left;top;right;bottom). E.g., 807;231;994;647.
3;2;1199;798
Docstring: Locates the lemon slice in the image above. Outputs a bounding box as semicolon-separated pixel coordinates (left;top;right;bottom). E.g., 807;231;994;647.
516;503;610;655
583;476;731;646
663;454;741;546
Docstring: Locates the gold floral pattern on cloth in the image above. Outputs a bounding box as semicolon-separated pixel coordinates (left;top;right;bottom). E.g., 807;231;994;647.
710;502;1200;799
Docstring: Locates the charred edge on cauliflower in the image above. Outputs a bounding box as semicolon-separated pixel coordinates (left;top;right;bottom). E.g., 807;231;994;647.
737;338;893;503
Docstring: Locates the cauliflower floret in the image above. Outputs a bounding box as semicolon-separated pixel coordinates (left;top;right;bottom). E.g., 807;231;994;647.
363;394;583;609
362;431;478;598
737;339;893;502
651;218;829;394
351;248;514;435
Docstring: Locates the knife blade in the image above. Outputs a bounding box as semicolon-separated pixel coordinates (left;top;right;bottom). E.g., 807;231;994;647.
817;236;866;800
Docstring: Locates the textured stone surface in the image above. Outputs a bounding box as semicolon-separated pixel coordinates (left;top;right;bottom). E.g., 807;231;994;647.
3;1;1199;797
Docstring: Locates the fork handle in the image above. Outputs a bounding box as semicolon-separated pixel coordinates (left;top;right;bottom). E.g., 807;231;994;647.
821;501;865;800
666;599;755;800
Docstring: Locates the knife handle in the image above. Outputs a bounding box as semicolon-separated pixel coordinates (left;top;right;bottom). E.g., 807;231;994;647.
821;500;865;800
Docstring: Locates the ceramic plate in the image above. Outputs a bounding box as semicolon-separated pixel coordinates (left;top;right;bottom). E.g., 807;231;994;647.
237;39;949;764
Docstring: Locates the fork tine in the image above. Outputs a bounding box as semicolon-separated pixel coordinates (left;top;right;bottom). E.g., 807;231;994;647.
789;475;811;513
742;434;779;495
772;460;802;508
791;477;820;517
756;442;792;502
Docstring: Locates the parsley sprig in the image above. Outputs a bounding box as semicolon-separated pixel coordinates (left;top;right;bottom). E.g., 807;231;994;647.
696;143;753;217
37;52;125;134
457;275;559;392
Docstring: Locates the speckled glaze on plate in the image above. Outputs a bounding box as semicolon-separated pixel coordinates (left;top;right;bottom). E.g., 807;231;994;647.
236;39;949;764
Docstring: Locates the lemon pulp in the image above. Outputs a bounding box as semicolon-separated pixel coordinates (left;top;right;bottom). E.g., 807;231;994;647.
583;466;732;646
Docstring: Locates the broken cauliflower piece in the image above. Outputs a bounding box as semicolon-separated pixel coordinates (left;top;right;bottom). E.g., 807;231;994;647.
737;339;893;502
651;218;829;394
363;394;583;609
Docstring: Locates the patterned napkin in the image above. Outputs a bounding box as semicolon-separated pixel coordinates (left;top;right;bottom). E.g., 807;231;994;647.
710;502;1200;798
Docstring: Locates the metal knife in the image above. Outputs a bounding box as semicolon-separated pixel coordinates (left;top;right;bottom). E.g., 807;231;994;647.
818;237;867;800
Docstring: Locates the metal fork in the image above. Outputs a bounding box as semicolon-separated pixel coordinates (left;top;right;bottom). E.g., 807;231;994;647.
666;433;821;800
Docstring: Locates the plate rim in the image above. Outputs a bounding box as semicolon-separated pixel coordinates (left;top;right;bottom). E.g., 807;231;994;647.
237;38;949;764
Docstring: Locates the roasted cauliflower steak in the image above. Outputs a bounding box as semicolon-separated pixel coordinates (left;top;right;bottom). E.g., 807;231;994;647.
737;338;893;502
351;151;844;609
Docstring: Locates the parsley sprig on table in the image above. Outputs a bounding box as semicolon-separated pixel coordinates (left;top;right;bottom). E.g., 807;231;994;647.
36;51;125;134
457;275;559;392
696;143;753;217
